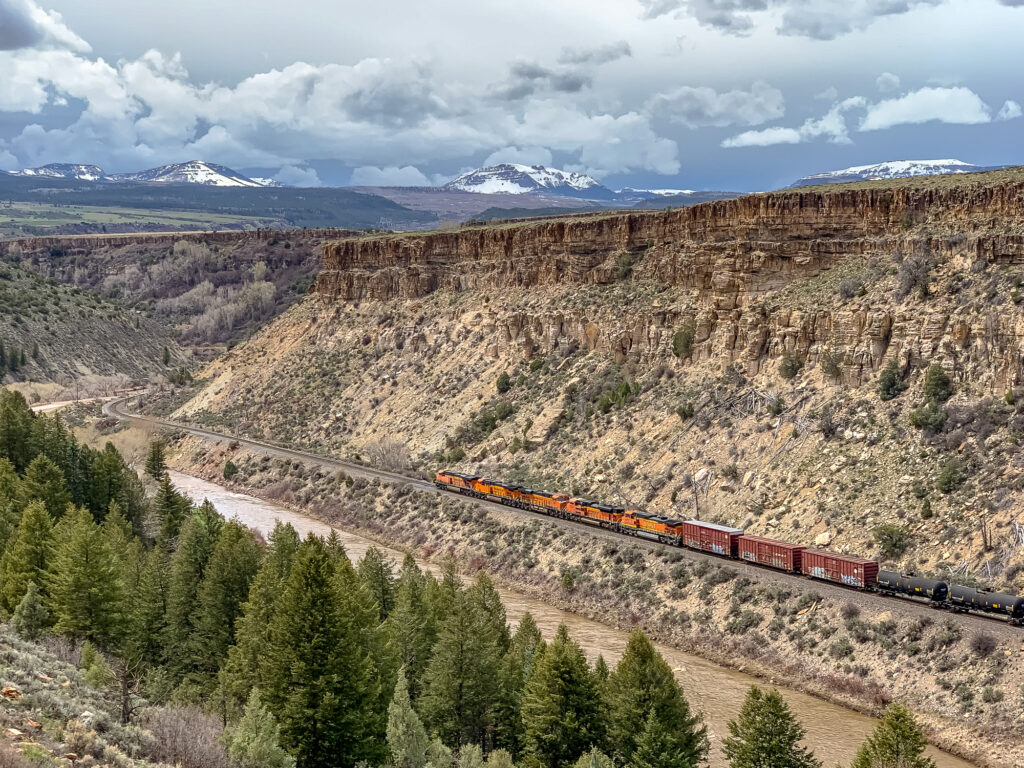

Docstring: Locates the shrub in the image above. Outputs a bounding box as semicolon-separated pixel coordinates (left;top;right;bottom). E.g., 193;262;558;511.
223;461;239;480
920;499;933;520
778;353;803;380
935;458;966;494
895;254;932;299
877;360;906;401
909;403;946;432
672;322;696;360
970;631;997;657
529;358;545;373
873;524;911;559
819;348;842;379
141;706;231;768
838;278;861;300
818;406;836;438
922;363;953;404
841;603;860;622
982;687;1004;704
829;636;854;659
675;401;694;421
496;371;511;393
615;252;634;280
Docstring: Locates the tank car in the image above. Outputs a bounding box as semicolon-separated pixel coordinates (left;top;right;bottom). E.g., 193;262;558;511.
949;585;1024;623
876;570;949;602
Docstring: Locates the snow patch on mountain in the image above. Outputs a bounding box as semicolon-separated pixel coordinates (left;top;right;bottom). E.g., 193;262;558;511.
445;164;605;196
792;159;1008;187
10;164;107;182
9;160;277;187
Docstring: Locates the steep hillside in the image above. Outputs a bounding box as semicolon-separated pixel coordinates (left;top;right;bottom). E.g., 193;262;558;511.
175;168;1024;588
0;259;183;393
0;229;354;353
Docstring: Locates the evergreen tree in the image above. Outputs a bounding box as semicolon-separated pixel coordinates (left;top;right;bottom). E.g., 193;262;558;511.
31;342;39;361
126;544;170;665
386;555;436;702
145;441;166;479
0;390;33;470
486;750;516;768
11;580;49;640
263;534;379;768
421;573;507;748
0;458;23;555
163;504;223;679
607;630;708;768
0;500;53;610
426;739;454;768
22;454;71;519
494;612;543;756
222;522;302;713
458;744;484;768
388;669;430;768
154;474;191;543
193;519;262;679
573;747;614;768
226;688;296;768
520;624;603;768
47;505;125;647
359;546;396;621
849;703;936;768
721;686;821;768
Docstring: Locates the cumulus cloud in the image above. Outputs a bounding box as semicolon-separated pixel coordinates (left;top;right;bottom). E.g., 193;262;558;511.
860;86;992;130
996;100;1023;121
483;146;554;166
0;0;43;50
722;96;865;147
349;165;433;186
558;41;632;65
721;126;801;147
647;81;784;128
636;0;1016;41
273;165;321;187
876;72;900;93
498;60;593;100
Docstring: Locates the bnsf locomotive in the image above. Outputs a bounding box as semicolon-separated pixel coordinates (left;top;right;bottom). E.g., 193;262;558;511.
435;470;1024;626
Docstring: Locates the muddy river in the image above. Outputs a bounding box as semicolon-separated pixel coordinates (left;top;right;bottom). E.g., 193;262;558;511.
169;471;975;768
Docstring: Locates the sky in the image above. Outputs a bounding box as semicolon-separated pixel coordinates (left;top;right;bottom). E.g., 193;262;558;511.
0;0;1022;191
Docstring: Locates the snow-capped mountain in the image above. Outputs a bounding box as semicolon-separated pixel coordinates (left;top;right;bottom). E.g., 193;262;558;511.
616;187;698;201
445;164;612;198
9;163;108;182
8;160;275;187
792;159;1008;187
109;161;266;187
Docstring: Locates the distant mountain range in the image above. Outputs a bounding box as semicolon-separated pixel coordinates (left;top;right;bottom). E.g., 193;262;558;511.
7;160;279;187
791;159;1011;187
442;163;732;204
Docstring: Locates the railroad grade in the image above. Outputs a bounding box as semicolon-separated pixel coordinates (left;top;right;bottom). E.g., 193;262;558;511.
104;396;1023;640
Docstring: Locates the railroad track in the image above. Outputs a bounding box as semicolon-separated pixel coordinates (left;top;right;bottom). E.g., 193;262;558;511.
103;396;1022;639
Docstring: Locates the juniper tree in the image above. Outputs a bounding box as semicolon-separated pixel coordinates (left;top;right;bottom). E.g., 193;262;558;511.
226;688;296;768
0;500;53;610
520;624;604;768
607;630;708;768
47;505;126;647
849;703;936;768
387;669;430;768
721;687;821;768
263;535;379;768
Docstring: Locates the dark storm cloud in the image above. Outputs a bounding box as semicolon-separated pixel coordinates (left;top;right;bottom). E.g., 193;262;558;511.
497;60;592;100
558;41;632;65
0;0;44;50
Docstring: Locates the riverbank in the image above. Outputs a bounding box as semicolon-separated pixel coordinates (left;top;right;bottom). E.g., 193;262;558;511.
167;434;1018;768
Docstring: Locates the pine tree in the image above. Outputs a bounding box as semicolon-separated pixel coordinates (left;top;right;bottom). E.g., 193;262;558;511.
22;454;71;519
359;547;396;621
221;522;301;714
193;519;262;679
388;669;429;768
520;624;603;768
163;505;223;679
421;574;507;749
0;500;53;610
494;612;543;756
721;686;821;768
263;534;379;768
11;580;49;640
226;688;296;768
607;630;708;768
154;474;191;543
47;505;125;647
145;441;166;479
849;703;936;768
386;555;436;702
126;545;170;666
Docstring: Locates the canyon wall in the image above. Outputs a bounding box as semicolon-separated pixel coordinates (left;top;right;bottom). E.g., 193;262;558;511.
316;177;1024;388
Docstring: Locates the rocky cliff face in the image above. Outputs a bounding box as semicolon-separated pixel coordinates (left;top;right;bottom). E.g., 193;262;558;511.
316;177;1024;389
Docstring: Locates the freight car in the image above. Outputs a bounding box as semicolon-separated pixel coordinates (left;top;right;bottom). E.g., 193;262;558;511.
433;470;1024;626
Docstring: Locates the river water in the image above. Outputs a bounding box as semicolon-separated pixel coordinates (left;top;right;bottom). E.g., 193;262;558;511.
169;471;975;768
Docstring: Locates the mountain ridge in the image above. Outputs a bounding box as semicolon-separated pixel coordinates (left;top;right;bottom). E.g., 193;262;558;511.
791;158;1012;187
7;159;276;187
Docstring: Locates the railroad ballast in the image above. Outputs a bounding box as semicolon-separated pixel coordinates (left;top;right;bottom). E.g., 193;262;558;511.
435;470;1024;626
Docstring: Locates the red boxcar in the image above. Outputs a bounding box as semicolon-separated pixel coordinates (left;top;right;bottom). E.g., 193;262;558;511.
681;520;744;557
737;534;805;573
802;549;879;589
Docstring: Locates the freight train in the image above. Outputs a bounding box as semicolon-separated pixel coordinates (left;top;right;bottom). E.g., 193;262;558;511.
435;470;1024;626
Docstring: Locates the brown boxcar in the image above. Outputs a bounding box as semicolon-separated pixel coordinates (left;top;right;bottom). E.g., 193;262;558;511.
737;534;805;572
681;520;744;557
802;549;879;589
